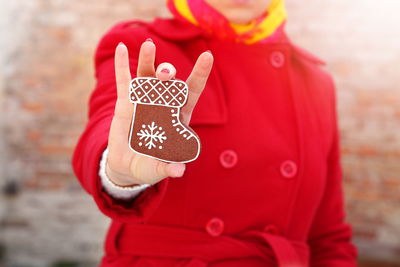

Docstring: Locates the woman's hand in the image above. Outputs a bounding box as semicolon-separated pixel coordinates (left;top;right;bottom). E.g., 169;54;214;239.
105;40;213;187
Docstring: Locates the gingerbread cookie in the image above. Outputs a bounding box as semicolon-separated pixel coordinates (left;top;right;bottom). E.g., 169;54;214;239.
128;77;201;163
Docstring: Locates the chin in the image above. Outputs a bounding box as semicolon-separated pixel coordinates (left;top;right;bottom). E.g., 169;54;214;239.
225;11;258;24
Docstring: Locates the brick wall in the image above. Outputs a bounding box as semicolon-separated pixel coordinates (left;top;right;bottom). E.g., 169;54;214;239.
287;0;400;263
1;0;399;266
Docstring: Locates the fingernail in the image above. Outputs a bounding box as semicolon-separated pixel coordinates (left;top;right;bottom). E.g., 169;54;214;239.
160;68;170;74
206;50;212;54
146;38;153;43
118;42;125;47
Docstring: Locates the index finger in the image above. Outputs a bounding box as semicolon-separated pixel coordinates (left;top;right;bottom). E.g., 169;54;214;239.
114;42;133;120
113;40;155;120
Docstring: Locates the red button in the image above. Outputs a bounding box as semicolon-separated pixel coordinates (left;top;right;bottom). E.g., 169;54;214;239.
280;160;297;178
206;217;224;237
263;225;279;235
219;150;238;168
270;51;285;68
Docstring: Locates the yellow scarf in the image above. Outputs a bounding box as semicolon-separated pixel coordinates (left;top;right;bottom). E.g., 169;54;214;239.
166;0;287;44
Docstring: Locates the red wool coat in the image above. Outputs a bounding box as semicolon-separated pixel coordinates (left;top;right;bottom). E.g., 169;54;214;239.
72;17;357;267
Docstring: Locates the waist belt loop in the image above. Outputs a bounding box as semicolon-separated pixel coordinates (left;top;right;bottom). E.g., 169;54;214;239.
240;226;309;267
260;232;306;267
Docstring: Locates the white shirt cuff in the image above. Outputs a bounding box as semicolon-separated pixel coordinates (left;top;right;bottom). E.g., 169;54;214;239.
99;147;151;199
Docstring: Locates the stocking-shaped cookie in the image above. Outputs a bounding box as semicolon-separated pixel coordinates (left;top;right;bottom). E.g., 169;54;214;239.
128;77;201;163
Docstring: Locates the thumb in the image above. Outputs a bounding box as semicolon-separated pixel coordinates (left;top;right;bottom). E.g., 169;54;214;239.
165;163;186;178
130;156;186;184
154;160;186;179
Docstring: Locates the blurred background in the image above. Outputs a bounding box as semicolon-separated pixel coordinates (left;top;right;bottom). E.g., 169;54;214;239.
0;0;399;266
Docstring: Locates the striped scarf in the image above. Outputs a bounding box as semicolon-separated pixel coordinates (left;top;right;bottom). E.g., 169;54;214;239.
166;0;287;44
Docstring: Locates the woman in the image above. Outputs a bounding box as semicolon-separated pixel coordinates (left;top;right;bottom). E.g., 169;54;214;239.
72;0;358;266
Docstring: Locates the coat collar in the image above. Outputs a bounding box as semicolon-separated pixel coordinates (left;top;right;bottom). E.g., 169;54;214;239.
147;17;204;41
289;42;326;66
148;17;291;45
148;17;325;65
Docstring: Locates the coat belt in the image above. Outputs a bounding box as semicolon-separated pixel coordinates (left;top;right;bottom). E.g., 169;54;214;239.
108;222;309;267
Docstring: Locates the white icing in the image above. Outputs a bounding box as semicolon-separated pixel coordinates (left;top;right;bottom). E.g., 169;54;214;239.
130;77;189;108
137;121;167;150
127;77;201;163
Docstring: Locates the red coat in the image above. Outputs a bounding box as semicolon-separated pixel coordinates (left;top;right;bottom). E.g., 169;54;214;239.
72;17;357;267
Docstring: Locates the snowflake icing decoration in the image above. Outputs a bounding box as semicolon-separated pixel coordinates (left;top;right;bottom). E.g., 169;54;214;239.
137;121;167;150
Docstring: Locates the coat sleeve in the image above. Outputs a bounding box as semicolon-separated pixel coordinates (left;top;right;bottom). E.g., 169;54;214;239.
71;21;170;224
307;77;358;266
99;147;151;199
